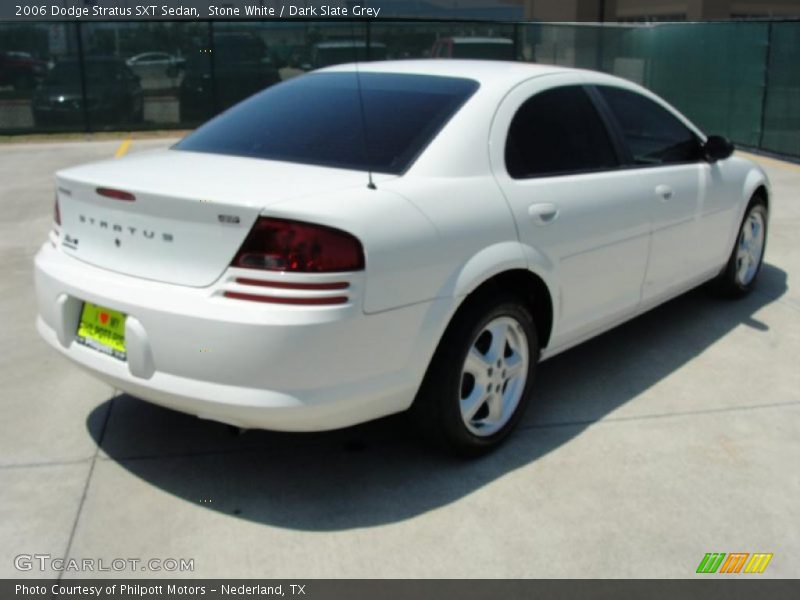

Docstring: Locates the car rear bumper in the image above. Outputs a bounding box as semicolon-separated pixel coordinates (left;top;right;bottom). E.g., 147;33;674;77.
34;242;448;431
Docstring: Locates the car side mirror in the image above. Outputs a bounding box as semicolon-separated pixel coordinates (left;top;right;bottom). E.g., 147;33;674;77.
703;135;734;162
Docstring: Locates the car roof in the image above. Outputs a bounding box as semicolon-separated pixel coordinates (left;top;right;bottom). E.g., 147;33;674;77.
321;59;573;87
318;59;699;136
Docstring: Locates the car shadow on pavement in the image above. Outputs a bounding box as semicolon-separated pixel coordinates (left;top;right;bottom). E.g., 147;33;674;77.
87;264;788;531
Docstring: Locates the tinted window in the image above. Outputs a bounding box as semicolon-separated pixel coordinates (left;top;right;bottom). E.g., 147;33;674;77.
176;72;478;174
598;86;702;165
505;86;618;178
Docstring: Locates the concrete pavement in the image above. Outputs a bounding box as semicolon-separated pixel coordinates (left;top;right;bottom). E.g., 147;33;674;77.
0;139;798;578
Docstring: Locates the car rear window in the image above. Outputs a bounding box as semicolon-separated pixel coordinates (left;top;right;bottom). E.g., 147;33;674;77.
174;72;478;174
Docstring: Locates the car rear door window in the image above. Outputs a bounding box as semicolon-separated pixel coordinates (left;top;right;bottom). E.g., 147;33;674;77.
597;86;702;166
505;86;619;179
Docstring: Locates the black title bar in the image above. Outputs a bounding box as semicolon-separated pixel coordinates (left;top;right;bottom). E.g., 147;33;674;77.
3;0;527;22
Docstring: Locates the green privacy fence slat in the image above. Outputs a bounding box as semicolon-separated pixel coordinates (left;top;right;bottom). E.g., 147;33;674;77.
525;22;773;149
761;22;800;157
641;22;769;148
0;20;798;159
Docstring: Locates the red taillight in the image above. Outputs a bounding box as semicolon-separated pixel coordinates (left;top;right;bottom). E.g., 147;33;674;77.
54;195;61;226
231;218;365;273
96;187;136;201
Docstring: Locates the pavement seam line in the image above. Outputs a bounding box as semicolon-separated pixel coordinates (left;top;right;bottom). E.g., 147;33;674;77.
56;395;116;583
95;443;317;464
521;399;800;432
0;457;94;471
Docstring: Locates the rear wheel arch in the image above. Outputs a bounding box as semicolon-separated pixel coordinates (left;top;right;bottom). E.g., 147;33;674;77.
479;269;553;350
449;242;555;349
452;267;554;351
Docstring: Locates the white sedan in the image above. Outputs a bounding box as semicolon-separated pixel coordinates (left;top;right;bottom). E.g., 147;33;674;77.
125;52;184;72
35;60;769;454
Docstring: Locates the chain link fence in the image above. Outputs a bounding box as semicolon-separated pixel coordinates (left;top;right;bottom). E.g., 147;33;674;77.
0;20;797;158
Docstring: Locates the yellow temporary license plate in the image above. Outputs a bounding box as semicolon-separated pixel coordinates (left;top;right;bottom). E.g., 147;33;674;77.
76;302;127;361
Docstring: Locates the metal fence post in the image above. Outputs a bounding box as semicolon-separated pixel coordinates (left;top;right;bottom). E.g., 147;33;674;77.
208;20;218;116
366;19;371;61
75;21;91;133
758;21;773;151
597;23;605;72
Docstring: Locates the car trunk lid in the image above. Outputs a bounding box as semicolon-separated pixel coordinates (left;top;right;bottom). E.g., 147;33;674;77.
55;149;386;287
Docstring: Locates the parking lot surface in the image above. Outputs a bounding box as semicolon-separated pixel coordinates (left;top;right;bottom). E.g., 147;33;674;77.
1;138;798;578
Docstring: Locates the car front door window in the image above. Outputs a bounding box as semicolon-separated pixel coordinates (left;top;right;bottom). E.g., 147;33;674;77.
596;85;702;166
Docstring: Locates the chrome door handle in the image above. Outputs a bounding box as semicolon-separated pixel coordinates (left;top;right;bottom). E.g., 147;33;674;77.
528;202;559;225
655;184;674;201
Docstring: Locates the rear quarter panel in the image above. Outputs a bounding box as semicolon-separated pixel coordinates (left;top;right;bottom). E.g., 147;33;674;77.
265;186;443;314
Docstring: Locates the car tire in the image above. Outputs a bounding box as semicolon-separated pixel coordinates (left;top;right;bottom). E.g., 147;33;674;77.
714;196;768;298
411;289;539;456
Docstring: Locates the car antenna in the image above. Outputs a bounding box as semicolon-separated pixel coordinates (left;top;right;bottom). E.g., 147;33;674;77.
351;25;377;190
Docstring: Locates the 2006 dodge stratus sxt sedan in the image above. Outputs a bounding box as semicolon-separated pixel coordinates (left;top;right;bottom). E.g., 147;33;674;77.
35;60;770;454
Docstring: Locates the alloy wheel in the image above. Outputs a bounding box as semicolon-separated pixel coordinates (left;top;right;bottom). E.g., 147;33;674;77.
459;316;529;437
